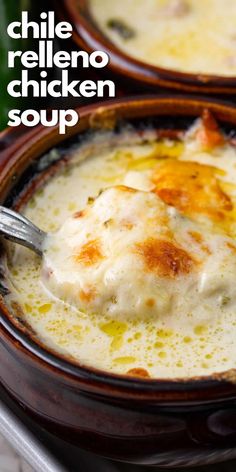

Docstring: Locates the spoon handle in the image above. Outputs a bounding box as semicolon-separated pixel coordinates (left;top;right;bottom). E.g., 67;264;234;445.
0;206;46;256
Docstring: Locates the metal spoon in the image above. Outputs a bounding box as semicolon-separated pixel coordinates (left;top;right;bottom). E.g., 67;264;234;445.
0;206;46;256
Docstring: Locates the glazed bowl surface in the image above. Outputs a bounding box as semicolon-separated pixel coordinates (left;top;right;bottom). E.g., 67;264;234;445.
1;96;236;467
60;0;236;96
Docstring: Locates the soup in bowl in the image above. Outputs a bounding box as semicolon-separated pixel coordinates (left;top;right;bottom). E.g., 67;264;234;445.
90;0;236;77
62;0;236;94
1;97;236;466
7;109;236;380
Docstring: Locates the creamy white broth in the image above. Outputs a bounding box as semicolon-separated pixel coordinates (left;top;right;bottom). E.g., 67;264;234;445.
90;0;236;77
5;119;236;379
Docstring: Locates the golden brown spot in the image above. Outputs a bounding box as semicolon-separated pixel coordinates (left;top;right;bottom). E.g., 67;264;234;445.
188;231;203;244
146;298;155;308
227;242;236;253
152;160;233;222
127;368;150;378
74;239;103;266
188;231;211;254
121;219;134;230
196;109;225;150
135;238;195;277
116;185;137;193
79;288;96;303
73;210;86;219
104;218;113;228
87;196;95;204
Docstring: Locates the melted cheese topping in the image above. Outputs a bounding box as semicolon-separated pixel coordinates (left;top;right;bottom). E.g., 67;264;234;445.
43;187;193;320
153;160;233;224
90;0;236;76
5;115;236;379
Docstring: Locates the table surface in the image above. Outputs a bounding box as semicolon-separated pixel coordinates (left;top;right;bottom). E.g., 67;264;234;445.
1;384;236;472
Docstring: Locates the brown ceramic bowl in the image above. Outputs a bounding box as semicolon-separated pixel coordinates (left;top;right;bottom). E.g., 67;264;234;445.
1;96;236;467
60;0;236;96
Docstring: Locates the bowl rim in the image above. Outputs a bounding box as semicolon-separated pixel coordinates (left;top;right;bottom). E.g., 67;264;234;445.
61;0;236;94
1;94;236;397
